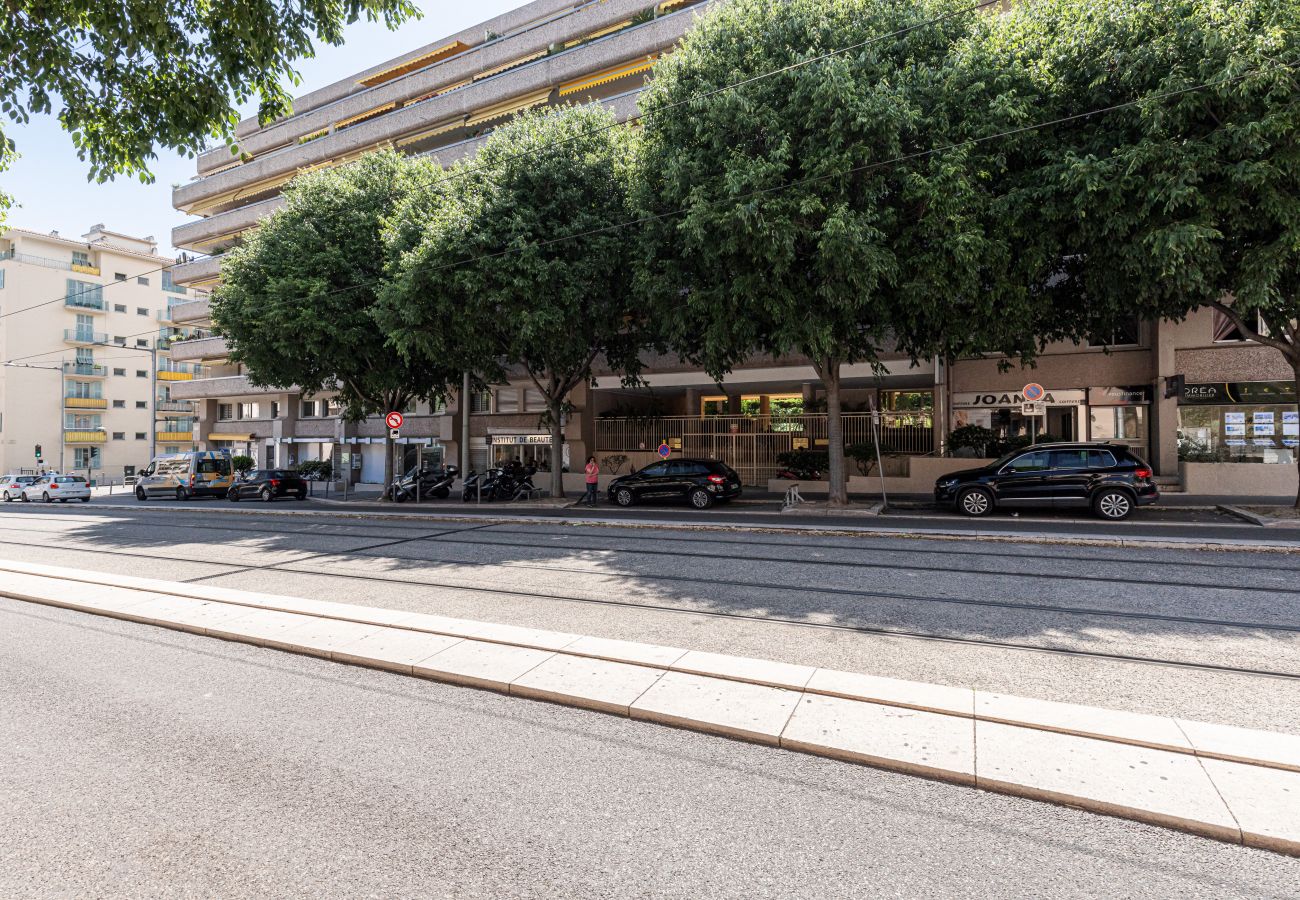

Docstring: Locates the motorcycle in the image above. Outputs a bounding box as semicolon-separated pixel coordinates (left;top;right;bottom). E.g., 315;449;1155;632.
461;464;537;502
390;465;458;503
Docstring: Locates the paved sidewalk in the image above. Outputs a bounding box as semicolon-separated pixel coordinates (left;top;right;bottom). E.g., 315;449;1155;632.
4;558;1298;855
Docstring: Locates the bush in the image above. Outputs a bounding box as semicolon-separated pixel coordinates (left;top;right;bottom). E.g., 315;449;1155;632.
948;425;997;457
776;448;828;479
295;459;334;481
845;441;901;476
230;454;255;474
600;454;629;475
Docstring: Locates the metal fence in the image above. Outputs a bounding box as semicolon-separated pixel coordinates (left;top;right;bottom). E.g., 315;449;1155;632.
595;413;934;485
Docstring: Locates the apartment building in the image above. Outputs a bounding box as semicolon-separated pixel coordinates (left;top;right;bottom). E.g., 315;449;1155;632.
0;225;202;480
166;0;1296;495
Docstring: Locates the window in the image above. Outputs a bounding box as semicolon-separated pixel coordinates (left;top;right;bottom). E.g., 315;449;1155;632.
1087;316;1142;348
73;447;101;469
112;400;125;409
327;400;343;417
496;389;519;413
136;307;148;316
0;269;5;289
114;273;127;282
135;432;147;440
1089;449;1118;468
114;304;127;313
65;279;104;310
113;368;126;377
164;446;180;454
524;389;547;412
198;458;230;475
300;400;317;418
137;276;150;286
112;432;125;440
1005;451;1051;472
1049;449;1090;469
238;402;259;419
72;251;90;267
135;401;147;409
218;403;234;421
469;390;491;414
1212;309;1270;343
136;370;147;378
270;402;280;419
161;270;186;295
113;336;126;346
136;339;148;348
69;381;100;399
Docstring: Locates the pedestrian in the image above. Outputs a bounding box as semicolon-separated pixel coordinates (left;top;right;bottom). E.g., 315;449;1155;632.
582;456;599;506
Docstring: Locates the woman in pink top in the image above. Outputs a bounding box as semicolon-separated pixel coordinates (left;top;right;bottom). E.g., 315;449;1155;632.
582;456;599;506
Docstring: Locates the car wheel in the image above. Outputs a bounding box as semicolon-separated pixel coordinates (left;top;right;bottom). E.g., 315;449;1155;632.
20;493;29;503
957;487;994;517
1;491;9;502
228;488;240;502
613;487;634;507
59;498;67;503
42;492;51;503
688;487;714;510
260;487;274;502
1093;488;1134;521
136;487;148;502
80;497;90;503
295;491;306;501
176;487;188;502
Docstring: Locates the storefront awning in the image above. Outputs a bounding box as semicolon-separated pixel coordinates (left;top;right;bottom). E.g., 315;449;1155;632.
558;55;659;97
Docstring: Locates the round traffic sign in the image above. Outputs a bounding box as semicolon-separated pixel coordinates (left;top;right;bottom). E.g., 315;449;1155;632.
1022;383;1045;402
657;442;672;459
385;411;404;430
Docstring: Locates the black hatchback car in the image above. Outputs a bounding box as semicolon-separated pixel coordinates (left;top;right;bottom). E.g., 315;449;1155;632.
227;469;308;502
934;442;1158;520
607;458;742;509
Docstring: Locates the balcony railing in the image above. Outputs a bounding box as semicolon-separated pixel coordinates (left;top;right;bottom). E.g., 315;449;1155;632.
64;396;108;409
64;329;108;345
0;249;100;274
156;399;193;412
63;362;108;377
64;294;107;312
156;430;195;442
64;429;108;443
158;363;208;381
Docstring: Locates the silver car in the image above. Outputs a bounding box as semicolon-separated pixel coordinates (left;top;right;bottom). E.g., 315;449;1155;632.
21;474;92;503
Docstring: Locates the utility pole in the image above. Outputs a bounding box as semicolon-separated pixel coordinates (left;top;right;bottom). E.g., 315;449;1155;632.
461;370;471;475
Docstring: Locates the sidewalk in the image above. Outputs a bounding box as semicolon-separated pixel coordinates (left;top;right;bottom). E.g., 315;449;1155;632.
3;558;1297;855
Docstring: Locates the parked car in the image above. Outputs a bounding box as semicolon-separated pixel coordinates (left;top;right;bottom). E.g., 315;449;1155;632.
1;474;41;502
21;474;91;503
934;442;1158;520
136;451;235;501
227;469;308;502
607;458;742;509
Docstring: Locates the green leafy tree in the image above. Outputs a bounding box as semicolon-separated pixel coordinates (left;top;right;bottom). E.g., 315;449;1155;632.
380;105;647;499
0;0;416;221
635;0;1038;504
981;0;1300;505
213;151;458;492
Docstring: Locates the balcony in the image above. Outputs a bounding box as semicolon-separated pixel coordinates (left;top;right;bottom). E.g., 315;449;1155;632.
157;430;195;442
172;195;286;251
64;396;108;409
158;327;212;351
64;429;108;443
64;294;107;313
0;249;99;274
169;334;228;363
170;254;223;288
166;296;211;324
168;374;294;400
62;362;108;377
158;365;208;382
156;399;193;413
64;329;108;345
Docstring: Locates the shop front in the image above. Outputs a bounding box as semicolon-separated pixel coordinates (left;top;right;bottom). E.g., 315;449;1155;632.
951;389;1087;446
1087;386;1152;462
489;433;568;473
1177;381;1299;464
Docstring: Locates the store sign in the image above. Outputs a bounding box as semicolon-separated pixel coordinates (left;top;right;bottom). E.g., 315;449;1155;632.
1088;386;1152;406
1180;381;1299;405
952;390;1086;408
489;434;553;445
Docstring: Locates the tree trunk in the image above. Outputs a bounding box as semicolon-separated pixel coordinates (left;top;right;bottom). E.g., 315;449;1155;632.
548;400;565;499
383;432;396;501
1292;359;1300;509
822;360;847;506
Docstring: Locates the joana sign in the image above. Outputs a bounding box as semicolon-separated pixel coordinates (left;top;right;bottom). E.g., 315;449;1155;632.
952;390;1086;408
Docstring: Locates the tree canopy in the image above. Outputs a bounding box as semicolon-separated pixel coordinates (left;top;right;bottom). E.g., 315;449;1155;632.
0;0;417;221
213;150;457;489
635;0;1037;503
379;104;646;498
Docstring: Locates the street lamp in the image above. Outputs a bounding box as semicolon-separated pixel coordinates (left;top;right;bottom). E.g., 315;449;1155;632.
3;361;65;473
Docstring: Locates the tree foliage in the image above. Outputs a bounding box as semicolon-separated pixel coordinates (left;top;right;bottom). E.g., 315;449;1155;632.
635;0;1038;503
379;105;647;498
979;0;1300;503
213;150;457;489
0;0;416;221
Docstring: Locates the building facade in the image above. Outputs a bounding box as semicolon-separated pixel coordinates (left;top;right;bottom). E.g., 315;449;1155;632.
166;0;1297;495
0;225;202;480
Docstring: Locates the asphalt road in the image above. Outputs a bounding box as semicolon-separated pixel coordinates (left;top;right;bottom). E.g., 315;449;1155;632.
0;502;1297;732
4;600;1299;899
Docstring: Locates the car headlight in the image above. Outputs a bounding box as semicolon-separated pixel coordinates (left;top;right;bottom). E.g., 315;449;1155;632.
938;478;959;487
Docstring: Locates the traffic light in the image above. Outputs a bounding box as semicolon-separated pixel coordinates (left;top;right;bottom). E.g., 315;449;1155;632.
34;443;42;461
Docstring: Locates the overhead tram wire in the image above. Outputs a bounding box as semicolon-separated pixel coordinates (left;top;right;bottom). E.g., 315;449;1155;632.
3;57;1291;368
0;252;212;322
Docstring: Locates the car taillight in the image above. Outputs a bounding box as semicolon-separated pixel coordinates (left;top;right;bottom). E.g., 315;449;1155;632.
1135;467;1152;479
707;474;726;484
270;479;280;488
50;484;59;490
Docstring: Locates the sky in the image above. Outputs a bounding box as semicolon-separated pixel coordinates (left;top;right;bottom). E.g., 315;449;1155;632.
0;0;518;256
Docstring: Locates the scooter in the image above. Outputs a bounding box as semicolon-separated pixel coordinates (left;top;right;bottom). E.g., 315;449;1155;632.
391;465;459;503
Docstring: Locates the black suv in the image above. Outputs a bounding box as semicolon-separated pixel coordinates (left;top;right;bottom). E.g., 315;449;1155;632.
607;458;742;509
227;469;308;502
934;442;1158;520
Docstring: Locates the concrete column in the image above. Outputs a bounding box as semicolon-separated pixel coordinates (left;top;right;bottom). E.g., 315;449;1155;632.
727;393;742;415
684;388;700;417
1151;319;1179;477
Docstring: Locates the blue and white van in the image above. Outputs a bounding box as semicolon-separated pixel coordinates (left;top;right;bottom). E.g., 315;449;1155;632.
135;451;235;501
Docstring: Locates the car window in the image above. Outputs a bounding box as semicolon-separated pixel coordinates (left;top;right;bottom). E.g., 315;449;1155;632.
1049;449;1090;469
58;476;85;484
639;463;669;478
687;463;714;476
271;470;293;479
157;458;189;476
1005;451;1051;472
1088;450;1118;468
197;459;230;475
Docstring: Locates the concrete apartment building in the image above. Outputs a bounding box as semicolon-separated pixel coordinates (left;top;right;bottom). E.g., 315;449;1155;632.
0;225;203;480
166;0;1297;495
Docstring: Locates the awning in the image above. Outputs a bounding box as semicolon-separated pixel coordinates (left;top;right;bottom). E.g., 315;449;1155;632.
396;118;465;147
334;102;396;131
472;50;547;83
208;433;254;442
559;55;659;97
465;89;552;128
358;41;470;87
658;0;692;13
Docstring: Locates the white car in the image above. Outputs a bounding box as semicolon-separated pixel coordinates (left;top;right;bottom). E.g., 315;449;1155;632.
21;474;92;503
1;474;42;502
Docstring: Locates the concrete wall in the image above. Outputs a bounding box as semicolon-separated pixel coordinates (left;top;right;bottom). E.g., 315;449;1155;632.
1180;462;1298;497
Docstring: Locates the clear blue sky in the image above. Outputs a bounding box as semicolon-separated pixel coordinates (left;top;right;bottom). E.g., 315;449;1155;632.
0;0;518;255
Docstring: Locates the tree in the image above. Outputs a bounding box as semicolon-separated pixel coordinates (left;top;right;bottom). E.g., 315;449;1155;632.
635;0;1038;504
0;0;416;221
213;151;458;493
379;105;647;499
981;0;1300;505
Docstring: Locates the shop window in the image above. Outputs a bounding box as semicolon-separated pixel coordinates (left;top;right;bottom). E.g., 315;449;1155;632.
1178;404;1297;464
496;389;520;414
1087;316;1142;348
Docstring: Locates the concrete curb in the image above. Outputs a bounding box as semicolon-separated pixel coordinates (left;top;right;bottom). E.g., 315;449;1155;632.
2;560;1298;855
30;499;1300;553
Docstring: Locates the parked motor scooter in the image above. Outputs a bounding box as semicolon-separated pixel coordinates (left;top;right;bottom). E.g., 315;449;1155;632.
391;465;459;503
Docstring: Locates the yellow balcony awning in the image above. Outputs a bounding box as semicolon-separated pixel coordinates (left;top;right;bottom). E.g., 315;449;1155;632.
157;431;195;443
70;263;101;276
334;102;396;131
581;20;634;42
472;49;547;82
64;431;107;443
158;371;194;382
64;397;107;409
559;55;659;97
465;89;552;128
396;118;466;147
658;0;692;13
208;433;254;442
358;41;470;87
